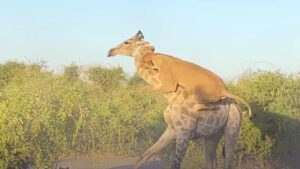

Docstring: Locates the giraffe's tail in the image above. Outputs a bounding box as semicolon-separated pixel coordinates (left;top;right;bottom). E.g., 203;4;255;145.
225;92;252;117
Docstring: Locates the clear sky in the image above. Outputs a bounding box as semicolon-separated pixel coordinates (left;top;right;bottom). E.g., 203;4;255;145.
0;0;299;80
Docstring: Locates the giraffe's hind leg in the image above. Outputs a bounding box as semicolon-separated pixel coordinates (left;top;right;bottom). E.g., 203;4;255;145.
134;127;176;169
223;103;241;169
170;130;191;169
204;133;223;169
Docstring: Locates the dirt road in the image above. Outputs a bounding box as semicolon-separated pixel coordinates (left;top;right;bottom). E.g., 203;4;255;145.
56;157;162;169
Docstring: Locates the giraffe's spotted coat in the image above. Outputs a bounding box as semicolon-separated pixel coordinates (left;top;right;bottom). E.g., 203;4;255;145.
107;33;242;169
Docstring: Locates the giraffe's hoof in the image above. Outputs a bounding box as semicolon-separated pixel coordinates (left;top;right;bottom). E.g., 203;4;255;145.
133;158;144;169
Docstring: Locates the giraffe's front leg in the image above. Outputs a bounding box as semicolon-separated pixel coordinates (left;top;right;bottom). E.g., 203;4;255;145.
134;127;176;169
170;130;191;169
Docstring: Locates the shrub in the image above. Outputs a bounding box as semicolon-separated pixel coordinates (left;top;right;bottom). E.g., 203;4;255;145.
0;62;299;168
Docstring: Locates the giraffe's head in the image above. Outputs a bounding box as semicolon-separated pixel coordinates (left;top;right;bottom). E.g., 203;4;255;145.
107;30;155;57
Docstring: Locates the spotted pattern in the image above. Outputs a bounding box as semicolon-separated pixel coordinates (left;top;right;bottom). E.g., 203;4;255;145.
130;42;241;169
175;121;182;126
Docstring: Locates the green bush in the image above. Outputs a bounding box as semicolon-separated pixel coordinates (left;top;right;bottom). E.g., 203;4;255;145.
233;71;300;168
0;62;166;168
0;62;299;169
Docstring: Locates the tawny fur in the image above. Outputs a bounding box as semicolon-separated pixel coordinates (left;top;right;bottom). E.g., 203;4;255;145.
141;52;252;116
107;30;252;117
108;31;249;169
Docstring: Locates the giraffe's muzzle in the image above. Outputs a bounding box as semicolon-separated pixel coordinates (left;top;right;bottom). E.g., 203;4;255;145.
107;48;114;57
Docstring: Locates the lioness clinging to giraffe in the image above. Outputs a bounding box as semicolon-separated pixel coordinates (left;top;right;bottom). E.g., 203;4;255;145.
107;31;247;169
108;31;252;117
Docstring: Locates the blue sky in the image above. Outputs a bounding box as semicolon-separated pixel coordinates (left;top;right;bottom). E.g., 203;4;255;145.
0;0;299;80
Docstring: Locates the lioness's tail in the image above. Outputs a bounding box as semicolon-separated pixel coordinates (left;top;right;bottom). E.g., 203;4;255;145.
225;93;252;117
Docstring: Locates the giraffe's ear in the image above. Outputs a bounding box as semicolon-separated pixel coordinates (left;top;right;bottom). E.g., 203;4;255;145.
135;30;144;40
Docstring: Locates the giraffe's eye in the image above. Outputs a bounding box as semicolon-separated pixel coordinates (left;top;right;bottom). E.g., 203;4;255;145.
124;41;130;45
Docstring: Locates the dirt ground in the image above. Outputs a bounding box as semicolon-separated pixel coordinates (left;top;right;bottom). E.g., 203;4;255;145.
56;157;162;169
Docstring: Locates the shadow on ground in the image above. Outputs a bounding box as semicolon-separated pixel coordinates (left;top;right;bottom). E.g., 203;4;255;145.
250;104;300;169
107;161;161;169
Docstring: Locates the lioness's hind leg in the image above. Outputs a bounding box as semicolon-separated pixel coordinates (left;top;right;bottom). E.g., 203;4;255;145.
193;103;217;111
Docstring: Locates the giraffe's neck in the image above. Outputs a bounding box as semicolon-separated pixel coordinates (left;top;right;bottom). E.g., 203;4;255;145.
132;46;153;69
132;46;161;87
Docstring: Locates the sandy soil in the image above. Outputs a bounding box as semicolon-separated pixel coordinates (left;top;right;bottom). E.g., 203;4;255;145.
56;157;162;169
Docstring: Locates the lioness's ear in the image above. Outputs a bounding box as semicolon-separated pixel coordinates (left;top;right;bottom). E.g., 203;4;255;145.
143;53;152;62
135;30;144;40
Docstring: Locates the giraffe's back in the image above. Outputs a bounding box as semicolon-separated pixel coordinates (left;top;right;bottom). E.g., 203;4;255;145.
193;99;231;138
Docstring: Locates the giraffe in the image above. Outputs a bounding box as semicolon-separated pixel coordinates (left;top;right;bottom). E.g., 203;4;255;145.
107;31;242;169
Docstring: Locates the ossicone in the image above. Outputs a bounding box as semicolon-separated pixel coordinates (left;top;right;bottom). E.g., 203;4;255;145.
135;30;144;40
